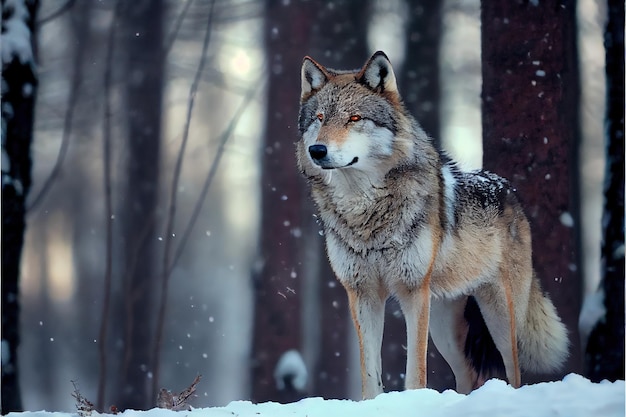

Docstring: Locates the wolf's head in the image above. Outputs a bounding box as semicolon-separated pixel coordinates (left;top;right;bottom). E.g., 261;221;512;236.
298;51;417;177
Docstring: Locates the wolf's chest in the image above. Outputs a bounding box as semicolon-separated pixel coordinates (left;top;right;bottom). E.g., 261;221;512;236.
324;219;435;291
322;195;432;282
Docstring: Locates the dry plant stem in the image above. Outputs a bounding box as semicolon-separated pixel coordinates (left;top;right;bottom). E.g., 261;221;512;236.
151;0;217;401
72;380;95;417
157;375;202;410
97;0;122;410
174;374;202;408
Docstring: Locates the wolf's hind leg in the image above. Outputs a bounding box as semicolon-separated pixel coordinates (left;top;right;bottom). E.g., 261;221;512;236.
473;278;521;388
345;286;386;399
429;296;478;394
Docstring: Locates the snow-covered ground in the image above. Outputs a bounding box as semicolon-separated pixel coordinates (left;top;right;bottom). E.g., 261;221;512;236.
9;374;624;417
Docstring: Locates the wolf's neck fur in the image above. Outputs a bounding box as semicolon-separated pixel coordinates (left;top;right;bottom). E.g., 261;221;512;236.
310;122;443;251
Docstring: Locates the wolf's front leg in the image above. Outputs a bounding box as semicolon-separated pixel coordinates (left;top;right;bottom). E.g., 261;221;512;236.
345;286;386;399
397;283;431;390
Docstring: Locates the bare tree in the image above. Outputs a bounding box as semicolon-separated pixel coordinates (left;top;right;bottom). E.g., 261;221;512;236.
152;0;216;402
1;0;40;412
115;0;165;410
251;0;315;403
303;0;370;399
584;0;625;382
481;1;583;380
98;0;122;410
400;1;442;143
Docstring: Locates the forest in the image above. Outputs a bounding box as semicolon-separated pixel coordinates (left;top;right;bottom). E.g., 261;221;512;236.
1;0;623;413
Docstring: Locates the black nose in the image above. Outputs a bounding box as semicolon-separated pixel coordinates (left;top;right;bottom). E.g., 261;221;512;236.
309;145;328;160
309;144;327;160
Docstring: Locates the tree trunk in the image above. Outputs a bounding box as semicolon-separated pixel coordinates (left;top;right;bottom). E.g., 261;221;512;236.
304;1;370;400
584;0;625;382
116;0;165;410
400;1;442;143
1;0;39;412
481;1;583;380
251;0;315;403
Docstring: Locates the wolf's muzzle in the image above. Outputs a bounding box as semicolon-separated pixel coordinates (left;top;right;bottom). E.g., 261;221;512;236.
308;144;328;161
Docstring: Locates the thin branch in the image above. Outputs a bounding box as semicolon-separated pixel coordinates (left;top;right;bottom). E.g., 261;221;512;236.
151;0;217;401
163;0;194;55
97;0;122;410
27;3;86;212
169;83;261;275
38;0;76;25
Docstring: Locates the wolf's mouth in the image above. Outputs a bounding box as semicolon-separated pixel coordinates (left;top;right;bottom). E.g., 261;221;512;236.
321;157;359;170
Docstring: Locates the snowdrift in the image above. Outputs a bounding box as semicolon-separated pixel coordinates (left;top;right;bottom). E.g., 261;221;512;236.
8;374;624;417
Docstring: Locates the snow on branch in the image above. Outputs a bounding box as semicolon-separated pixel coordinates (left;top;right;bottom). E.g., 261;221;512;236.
1;0;34;65
274;349;308;392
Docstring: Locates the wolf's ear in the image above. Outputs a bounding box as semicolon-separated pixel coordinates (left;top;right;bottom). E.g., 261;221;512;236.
357;51;398;94
301;57;329;100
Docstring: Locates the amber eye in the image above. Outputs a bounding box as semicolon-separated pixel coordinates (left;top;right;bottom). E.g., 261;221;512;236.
316;113;324;121
349;115;362;122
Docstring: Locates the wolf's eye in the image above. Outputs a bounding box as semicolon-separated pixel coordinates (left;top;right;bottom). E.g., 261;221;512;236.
316;113;324;121
349;115;362;122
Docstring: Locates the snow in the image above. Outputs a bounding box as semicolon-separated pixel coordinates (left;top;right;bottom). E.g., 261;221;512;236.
274;349;308;391
1;0;34;65
559;211;575;227
579;289;606;348
7;374;624;417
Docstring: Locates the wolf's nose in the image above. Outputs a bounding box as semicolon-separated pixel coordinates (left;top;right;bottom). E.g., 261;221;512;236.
309;144;327;160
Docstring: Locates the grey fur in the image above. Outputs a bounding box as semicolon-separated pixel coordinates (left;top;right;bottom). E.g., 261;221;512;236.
297;51;568;398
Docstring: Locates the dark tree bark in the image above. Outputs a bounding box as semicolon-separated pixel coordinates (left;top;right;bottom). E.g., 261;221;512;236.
115;0;165;410
481;1;583;381
400;1;442;143
304;1;370;400
585;0;625;382
1;0;39;413
251;0;315;403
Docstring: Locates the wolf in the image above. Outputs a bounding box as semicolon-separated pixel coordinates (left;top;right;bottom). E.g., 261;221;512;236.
296;51;568;399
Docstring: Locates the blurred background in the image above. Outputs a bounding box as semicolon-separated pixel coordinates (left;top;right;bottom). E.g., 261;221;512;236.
6;0;614;411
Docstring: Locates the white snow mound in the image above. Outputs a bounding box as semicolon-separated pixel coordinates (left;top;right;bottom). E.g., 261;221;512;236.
8;374;625;417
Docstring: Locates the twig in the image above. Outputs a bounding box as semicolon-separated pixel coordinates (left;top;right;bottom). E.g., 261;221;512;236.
163;0;194;55
28;1;86;212
169;83;261;274
97;0;122;410
38;0;76;25
151;0;217;401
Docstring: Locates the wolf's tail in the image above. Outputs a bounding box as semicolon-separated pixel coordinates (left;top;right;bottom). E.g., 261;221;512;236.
517;275;569;373
464;274;568;382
